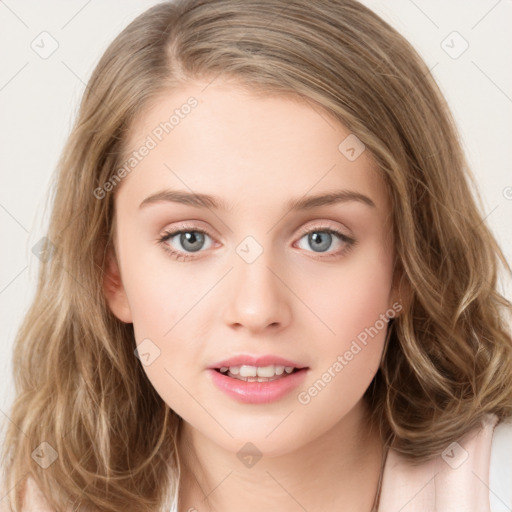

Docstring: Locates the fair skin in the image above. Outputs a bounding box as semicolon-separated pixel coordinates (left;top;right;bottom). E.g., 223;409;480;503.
104;79;399;512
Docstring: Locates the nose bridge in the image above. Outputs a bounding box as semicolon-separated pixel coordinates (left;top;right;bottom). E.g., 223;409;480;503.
223;234;291;331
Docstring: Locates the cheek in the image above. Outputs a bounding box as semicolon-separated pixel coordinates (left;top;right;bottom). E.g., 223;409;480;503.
125;277;175;341
305;244;394;349
117;238;210;385
295;249;393;416
121;261;203;414
117;232;198;338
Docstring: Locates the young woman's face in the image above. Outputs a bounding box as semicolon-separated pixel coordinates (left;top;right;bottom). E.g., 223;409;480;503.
105;80;398;456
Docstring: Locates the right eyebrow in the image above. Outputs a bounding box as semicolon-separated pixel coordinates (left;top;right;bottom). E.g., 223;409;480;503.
139;189;227;210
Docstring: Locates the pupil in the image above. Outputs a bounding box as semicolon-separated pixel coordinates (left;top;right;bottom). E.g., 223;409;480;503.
309;231;331;252
181;231;204;252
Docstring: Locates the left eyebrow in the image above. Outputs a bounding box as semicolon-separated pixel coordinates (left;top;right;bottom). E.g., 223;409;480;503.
138;188;376;211
287;190;375;210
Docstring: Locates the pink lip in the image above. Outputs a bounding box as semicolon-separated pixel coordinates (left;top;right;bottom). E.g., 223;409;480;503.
207;367;309;404
208;354;306;369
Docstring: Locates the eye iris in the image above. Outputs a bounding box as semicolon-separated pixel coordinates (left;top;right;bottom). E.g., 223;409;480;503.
181;231;205;252
309;231;332;252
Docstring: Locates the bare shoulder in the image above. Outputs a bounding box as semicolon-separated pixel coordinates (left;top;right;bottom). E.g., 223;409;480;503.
489;414;512;511
20;477;55;512
15;478;98;512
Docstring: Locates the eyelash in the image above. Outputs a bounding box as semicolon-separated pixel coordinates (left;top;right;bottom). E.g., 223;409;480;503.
157;223;357;262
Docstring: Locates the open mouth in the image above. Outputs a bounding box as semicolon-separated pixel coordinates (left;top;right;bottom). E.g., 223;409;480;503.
214;366;304;383
209;364;309;404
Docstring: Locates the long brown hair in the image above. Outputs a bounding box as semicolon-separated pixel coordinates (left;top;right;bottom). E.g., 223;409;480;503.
2;0;512;510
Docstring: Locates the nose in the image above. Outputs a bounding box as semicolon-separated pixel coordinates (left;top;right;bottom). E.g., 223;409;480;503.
222;250;292;334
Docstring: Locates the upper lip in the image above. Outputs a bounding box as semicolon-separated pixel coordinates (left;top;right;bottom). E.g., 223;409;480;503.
209;354;308;370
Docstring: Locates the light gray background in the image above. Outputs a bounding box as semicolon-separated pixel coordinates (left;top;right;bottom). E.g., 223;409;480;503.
1;1;511;437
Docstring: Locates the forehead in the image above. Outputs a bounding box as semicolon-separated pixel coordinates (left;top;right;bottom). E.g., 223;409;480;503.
118;80;389;213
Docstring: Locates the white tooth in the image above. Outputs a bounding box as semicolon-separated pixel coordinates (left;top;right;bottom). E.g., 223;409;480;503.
284;366;294;374
239;365;258;377
275;365;285;375
229;366;240;375
256;365;276;377
220;366;229;373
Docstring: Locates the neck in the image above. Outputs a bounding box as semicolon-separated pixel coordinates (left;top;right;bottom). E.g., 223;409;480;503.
176;400;385;512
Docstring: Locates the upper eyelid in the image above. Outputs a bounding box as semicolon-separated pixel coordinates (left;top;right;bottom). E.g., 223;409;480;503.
296;221;352;236
162;223;349;239
160;222;353;246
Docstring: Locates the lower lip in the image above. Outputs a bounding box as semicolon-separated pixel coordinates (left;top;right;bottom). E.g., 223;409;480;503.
207;368;309;404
